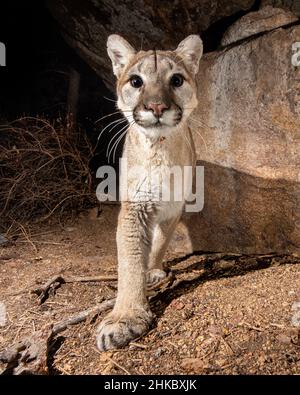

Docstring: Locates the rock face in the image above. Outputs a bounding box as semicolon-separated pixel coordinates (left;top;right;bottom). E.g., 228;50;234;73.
183;25;300;254
221;5;298;46
46;0;255;89
262;0;300;16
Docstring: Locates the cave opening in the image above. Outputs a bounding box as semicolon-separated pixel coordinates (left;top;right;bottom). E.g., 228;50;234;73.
0;1;116;176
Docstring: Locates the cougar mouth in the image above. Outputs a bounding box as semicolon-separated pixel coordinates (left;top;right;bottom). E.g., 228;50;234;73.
133;105;183;128
154;120;162;127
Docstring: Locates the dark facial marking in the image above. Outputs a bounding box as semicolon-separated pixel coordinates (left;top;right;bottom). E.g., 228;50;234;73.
167;60;174;70
137;59;145;73
154;49;157;73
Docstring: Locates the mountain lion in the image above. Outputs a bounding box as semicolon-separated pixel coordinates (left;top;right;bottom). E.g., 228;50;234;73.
96;34;203;351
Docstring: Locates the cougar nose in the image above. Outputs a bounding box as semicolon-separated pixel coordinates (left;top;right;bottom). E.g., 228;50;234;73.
146;102;168;117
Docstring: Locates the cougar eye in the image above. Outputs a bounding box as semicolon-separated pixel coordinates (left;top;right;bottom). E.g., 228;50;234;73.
170;73;184;88
130;75;143;88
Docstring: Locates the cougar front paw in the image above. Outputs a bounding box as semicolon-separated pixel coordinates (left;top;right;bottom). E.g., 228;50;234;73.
146;268;167;286
96;309;153;351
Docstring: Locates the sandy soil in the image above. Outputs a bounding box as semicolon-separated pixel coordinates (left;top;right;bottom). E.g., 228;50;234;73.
0;205;300;375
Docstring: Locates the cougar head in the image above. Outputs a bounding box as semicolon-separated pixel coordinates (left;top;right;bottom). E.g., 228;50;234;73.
107;34;203;139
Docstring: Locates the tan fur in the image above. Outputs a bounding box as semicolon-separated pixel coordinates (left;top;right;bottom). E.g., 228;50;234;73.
96;34;202;351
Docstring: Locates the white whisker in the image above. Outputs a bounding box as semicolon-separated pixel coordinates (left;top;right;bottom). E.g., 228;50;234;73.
106;122;131;161
111;129;128;163
103;96;118;103
189;118;208;153
109;120;135;163
95;110;133;125
183;132;193;155
189;117;210;129
97;118;127;141
95;111;122;124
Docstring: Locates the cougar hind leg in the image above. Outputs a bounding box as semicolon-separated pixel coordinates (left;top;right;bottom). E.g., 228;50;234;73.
146;215;180;285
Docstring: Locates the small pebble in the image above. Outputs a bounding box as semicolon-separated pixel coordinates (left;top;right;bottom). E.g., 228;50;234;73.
277;334;291;344
65;226;76;232
154;348;163;358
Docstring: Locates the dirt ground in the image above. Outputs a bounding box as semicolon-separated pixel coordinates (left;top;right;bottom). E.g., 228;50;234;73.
0;205;300;375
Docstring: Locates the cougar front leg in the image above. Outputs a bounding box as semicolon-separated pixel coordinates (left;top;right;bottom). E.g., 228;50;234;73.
147;215;180;285
96;203;154;351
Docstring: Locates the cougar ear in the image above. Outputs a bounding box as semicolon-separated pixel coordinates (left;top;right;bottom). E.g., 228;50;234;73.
175;35;203;75
107;34;136;78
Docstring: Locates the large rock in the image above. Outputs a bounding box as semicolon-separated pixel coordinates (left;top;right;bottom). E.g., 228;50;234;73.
221;5;298;46
46;0;255;89
262;0;300;16
183;25;300;254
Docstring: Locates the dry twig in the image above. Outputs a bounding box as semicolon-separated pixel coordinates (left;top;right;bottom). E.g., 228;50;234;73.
32;276;66;305
0;272;174;375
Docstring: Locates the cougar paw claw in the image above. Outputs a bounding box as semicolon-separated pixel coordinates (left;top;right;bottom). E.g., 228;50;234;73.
146;269;167;286
96;309;153;351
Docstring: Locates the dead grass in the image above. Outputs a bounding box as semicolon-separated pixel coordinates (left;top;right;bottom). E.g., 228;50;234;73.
0;116;96;238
